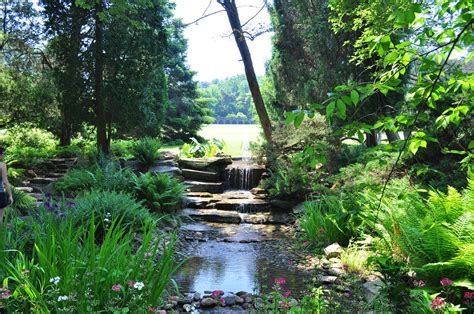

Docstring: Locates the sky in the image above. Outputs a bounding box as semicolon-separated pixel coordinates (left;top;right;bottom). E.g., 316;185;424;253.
172;0;273;82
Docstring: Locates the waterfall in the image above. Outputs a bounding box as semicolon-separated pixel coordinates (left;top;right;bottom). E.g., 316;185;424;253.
242;132;251;162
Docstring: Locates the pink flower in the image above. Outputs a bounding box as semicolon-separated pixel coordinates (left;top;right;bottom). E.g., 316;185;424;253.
287;260;293;265
440;278;453;286
127;281;135;287
219;298;225;305
303;241;309;246
465;291;474;299
431;296;446;312
0;289;11;299
319;227;325;235
211;290;224;297
342;264;349;272
282;291;292;298
275;277;286;285
112;284;122;292
279;301;290;310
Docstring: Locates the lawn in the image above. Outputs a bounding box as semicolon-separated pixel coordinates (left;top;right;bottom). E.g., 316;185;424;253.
198;124;263;157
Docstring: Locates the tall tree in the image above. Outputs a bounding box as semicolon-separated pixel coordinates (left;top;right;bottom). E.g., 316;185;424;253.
217;0;273;143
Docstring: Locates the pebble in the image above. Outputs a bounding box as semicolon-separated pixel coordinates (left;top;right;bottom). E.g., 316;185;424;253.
193;292;201;301
224;295;236;306
177;295;193;305
201;297;218;308
235;295;244;305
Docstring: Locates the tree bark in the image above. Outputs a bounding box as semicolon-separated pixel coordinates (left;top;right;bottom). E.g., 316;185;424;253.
94;0;109;155
365;130;378;147
217;0;273;143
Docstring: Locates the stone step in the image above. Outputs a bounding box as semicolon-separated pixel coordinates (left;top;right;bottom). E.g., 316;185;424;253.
44;173;65;179
182;208;241;224
49;158;77;164
28;193;44;200
179;157;232;172
182;168;220;182
55;164;70;170
185;181;224;193
181;208;291;225
213;198;271;212
15;187;34;193
29;177;57;185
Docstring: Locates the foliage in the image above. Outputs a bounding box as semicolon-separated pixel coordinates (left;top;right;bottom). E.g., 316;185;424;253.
180;137;226;158
199;75;255;122
131;137;162;170
340;242;371;275
300;197;351;246
54;161;135;196
6;188;37;216
110;139;136;159
0;213;177;312
65;190;158;232
133;172;185;213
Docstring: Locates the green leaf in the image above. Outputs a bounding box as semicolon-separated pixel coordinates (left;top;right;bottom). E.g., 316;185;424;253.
468;141;474;150
383;51;399;67
294;111;305;128
326;101;336;117
336;99;346;120
351;90;359;106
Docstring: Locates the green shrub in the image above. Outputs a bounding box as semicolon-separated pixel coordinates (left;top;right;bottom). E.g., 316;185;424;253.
360;176;474;283
300;197;352;246
0;214;177;312
0;124;57;150
55;161;135;195
111;139;136;159
131;137;161;169
133;172;185;213
179;137;225;158
68;190;157;231
7;188;37;216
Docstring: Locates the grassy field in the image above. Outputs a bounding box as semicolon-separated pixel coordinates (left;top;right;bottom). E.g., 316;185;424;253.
198;124;263;157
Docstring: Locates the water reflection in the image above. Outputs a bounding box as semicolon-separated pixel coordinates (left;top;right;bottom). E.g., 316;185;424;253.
174;241;305;296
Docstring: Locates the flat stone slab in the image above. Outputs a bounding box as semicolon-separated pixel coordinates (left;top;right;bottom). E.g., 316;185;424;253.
45;173;65;178
29;177;57;185
16;187;34;193
28;193;44;200
182;168;220;182
240;212;291;225
214;198;271;211
185;181;224;193
182;208;241;224
179;157;232;171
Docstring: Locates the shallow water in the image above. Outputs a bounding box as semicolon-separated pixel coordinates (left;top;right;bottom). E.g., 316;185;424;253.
174;222;307;296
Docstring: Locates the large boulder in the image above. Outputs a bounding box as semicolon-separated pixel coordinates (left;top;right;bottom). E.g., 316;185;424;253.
179;157;233;172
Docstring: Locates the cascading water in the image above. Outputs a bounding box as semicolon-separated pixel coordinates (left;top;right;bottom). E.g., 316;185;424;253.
242;132;251;162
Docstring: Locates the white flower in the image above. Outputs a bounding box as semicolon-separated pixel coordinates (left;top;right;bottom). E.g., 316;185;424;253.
57;295;69;302
104;218;110;223
133;281;144;290
49;276;60;285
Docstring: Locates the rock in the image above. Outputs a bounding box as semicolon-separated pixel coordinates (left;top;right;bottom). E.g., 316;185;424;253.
201;297;218;308
183;304;193;312
185;181;225;193
269;199;294;211
214;198;270;211
235;295;244;305
29;177;57;185
250;187;267;195
289;299;298;307
179;157;233;172
242;303;250;310
318;275;338;284
183;208;242;224
16;187;34;193
163;303;175;310
244;296;253;303
150;166;182;177
154;159;177;167
363;278;384;303
324;243;343;258
292;202;306;214
236;291;248;297
328;268;344;276
182;168;221;182
231;305;244;311
224;295;236;306
177;295;193;305
193;292;201;301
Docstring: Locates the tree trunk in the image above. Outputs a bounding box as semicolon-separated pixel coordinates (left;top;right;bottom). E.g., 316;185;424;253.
217;0;273;143
385;130;400;143
365;130;378;147
59;2;83;146
94;0;109;155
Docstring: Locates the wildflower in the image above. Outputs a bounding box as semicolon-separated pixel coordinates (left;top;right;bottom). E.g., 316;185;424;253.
287;260;293;265
279;301;290;310
343;292;352;298
342;264;349;272
440;278;453;286
0;290;11;299
67;202;76;208
431;296;445;312
147;308;164;313
219;298;225;305
128;281;135;287
282;291;292;298
303;241;309;246
112;284;122;292
49;276;61;285
465;291;474;299
275;277;286;285
133;281;144;290
319;227;325;235
57;295;69;302
211;290;224;297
